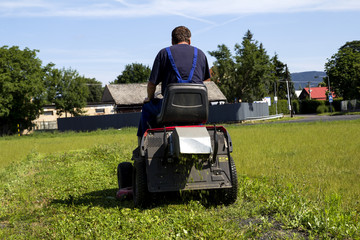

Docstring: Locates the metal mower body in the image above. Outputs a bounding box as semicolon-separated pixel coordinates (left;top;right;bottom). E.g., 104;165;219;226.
139;125;234;193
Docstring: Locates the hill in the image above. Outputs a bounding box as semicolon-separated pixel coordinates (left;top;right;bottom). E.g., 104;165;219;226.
291;71;325;90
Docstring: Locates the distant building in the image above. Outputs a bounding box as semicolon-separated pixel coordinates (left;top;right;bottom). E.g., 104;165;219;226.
298;87;335;101
102;81;227;113
295;90;302;98
32;81;227;131
33;103;115;131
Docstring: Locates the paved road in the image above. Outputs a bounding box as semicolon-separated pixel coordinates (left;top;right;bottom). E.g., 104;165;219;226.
275;114;360;124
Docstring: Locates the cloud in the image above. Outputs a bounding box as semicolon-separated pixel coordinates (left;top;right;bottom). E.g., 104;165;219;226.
1;0;360;18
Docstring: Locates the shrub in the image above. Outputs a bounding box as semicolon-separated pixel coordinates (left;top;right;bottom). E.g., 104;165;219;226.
300;100;325;114
316;104;329;114
269;99;299;115
331;99;342;111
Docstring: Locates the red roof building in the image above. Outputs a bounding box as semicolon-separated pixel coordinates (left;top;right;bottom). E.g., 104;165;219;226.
299;87;335;100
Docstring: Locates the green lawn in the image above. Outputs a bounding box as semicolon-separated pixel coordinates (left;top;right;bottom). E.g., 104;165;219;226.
228;120;360;208
0;129;137;169
1;120;359;239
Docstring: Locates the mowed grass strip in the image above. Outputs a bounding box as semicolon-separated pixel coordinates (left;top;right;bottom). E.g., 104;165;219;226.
0;120;359;239
0;129;137;169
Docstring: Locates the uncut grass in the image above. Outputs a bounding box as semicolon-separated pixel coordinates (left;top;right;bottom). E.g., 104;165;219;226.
228;119;360;209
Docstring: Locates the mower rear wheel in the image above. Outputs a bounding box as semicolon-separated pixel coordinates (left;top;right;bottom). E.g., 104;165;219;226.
210;156;238;205
117;162;133;189
132;158;149;208
221;156;238;204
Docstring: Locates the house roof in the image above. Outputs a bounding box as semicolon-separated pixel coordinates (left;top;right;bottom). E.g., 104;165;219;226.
102;81;227;105
300;87;335;100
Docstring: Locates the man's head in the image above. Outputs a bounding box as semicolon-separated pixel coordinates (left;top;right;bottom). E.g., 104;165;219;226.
172;26;191;45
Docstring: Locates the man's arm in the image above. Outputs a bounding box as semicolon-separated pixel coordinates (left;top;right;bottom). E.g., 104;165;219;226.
144;81;156;103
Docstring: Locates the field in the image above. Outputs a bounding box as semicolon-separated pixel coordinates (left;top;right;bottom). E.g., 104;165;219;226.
1;120;360;239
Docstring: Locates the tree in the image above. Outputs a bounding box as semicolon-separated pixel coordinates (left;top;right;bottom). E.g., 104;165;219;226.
85;78;103;103
0;46;45;135
208;44;236;101
271;54;295;99
209;30;274;102
325;40;360;99
113;63;151;84
45;67;89;117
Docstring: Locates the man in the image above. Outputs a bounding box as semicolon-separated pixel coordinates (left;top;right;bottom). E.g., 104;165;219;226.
137;26;211;139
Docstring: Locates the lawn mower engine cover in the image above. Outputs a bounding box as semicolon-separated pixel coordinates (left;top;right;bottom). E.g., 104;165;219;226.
172;126;212;158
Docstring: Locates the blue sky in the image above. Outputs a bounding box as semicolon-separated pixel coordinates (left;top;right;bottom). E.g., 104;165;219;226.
1;0;359;86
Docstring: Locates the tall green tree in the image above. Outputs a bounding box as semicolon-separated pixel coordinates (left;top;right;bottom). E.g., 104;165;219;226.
45;67;89;117
209;30;274;102
113;63;151;84
325;40;360;99
208;44;235;101
0;46;45;135
271;54;295;99
85;78;103;103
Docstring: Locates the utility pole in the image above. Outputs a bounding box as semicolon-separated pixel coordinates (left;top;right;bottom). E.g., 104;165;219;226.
327;75;333;113
285;65;293;117
274;81;278;115
308;81;311;100
314;75;333;113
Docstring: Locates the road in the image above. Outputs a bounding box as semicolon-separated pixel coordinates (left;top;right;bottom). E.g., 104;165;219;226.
275;114;360;124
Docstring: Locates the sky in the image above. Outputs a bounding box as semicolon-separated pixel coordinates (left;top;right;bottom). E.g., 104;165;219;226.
1;0;359;86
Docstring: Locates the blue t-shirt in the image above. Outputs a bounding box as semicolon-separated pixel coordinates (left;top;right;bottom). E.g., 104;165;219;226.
149;44;210;95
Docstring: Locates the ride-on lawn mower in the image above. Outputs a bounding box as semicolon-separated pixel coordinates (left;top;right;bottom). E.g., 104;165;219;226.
117;83;238;207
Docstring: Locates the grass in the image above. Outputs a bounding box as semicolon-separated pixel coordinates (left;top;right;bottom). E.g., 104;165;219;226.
0;128;136;169
1;120;360;239
228;120;360;209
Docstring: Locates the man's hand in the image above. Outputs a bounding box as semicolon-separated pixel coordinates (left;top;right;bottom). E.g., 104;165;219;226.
143;97;150;103
145;81;156;103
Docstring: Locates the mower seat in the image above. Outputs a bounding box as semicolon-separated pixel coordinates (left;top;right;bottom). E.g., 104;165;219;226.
156;83;209;126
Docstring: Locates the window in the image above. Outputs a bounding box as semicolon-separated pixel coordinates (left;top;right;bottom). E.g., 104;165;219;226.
96;108;105;113
43;111;54;116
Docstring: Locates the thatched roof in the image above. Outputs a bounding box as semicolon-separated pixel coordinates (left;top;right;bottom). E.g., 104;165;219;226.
102;81;227;105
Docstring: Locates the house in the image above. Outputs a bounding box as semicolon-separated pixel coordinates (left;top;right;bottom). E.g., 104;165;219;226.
33;103;115;131
298;87;335;100
295;90;302;98
101;81;227;113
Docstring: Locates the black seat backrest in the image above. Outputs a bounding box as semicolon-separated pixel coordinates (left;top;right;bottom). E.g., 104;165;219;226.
157;83;208;125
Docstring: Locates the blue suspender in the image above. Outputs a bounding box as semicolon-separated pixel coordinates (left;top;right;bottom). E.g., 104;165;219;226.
166;47;198;83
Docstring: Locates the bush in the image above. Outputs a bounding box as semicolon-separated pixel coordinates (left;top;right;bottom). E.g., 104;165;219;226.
300;100;325;114
331;99;342;112
316;104;329;114
269;99;299;115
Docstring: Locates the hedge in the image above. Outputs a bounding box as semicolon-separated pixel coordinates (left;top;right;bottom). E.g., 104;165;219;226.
269;99;341;115
269;99;299;115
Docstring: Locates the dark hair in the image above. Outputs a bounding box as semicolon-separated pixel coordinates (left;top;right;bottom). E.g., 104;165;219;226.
172;26;191;44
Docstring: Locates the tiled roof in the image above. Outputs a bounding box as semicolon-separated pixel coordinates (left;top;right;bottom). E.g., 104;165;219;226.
102;81;227;105
301;87;335;100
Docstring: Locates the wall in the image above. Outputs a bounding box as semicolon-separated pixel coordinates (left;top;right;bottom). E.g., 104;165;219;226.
341;100;360;112
33;104;115;131
58;102;269;132
208;102;269;123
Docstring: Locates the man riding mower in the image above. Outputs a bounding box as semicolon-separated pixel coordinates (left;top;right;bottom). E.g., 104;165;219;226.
116;83;238;207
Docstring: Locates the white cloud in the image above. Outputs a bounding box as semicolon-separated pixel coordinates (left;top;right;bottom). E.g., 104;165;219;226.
1;0;360;18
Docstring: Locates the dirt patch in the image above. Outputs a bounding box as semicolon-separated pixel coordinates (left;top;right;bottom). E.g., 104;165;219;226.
238;217;309;239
